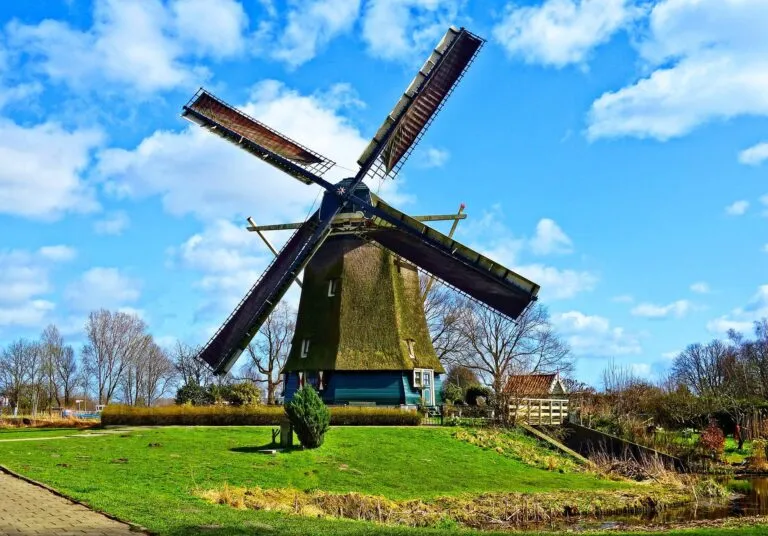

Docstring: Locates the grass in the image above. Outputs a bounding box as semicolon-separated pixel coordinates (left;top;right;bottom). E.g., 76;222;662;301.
0;425;766;536
0;427;88;440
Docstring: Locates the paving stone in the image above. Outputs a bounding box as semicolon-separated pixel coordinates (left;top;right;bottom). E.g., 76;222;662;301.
0;473;139;536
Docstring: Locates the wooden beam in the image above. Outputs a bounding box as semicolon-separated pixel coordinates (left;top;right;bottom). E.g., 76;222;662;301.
246;213;467;232
422;203;465;300
246;217;303;288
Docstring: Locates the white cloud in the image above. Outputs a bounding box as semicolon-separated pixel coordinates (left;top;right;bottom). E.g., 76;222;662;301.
64;267;141;312
516;263;597;300
611;294;634;303
738;142;768;166
707;285;768;334
97;81;378;223
493;0;641;67
661;350;679;360
630;363;651;377
690;281;710;294
0;82;43;111
763;244;768;254
272;0;361;67
93;211;130;235
631;299;692;319
529;218;573;255
420;147;450;168
0;119;102;219
171;0;249;58
38;245;77;262
725;200;749;216
7;0;252;95
0;246;74;329
551;310;642;356
361;0;463;63
588;0;768;140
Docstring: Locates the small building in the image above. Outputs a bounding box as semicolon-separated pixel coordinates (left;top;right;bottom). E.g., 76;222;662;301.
505;373;569;425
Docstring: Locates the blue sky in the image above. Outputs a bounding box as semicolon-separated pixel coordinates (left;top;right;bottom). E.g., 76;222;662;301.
0;0;765;385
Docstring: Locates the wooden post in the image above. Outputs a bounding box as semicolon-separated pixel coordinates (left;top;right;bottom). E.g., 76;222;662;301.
538;399;543;426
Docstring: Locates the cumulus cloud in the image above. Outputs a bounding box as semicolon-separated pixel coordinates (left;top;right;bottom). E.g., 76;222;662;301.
0;119;102;219
64;267;142;312
631;299;692;319
493;0;641;67
362;0;463;63
272;0;361;67
529;218;573;255
738;142;768;166
725;200;749;216
93;211;130;235
515;263;597;300
97;81;378;223
707;285;768;334
612;294;634;303
0;246;74;330
419;147;450;168
551;310;642;356
7;0;251;95
588;0;768;140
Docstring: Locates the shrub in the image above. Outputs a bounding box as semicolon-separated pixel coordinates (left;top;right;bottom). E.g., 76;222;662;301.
175;383;213;406
285;386;330;448
465;385;492;406
698;420;725;460
747;439;768;471
101;404;422;427
227;382;261;407
443;383;464;405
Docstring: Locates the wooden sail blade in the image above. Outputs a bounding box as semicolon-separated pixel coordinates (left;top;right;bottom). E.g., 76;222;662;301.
198;211;329;374
357;27;483;179
365;196;538;319
182;89;335;186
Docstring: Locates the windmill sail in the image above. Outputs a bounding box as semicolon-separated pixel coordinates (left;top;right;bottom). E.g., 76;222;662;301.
366;196;539;319
198;211;331;374
357;27;483;179
182;90;336;185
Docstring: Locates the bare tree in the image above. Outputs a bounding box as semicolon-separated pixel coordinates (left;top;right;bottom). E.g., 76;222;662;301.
81;309;150;405
141;342;176;406
40;325;64;409
457;302;571;398
672;340;729;397
421;276;469;365
56;346;78;407
172;341;213;387
0;339;32;415
245;302;294;404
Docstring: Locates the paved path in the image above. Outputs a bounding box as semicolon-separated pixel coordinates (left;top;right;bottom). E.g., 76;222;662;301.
0;471;137;535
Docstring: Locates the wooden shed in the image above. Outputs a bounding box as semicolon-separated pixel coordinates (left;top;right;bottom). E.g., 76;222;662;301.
505;373;569;425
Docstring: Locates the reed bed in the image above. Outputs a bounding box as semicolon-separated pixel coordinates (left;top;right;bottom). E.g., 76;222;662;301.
200;484;695;529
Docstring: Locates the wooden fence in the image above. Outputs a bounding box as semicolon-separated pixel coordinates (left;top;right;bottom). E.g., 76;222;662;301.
510;398;569;425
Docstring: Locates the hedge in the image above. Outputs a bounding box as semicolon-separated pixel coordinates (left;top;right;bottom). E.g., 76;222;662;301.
101;405;422;427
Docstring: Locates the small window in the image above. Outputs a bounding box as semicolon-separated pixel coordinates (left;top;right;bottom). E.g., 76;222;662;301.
327;279;339;297
301;339;310;358
406;339;415;359
414;370;422;388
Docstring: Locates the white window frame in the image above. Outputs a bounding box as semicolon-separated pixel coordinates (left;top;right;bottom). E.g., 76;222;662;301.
406;339;415;359
300;339;310;358
327;279;339;297
413;368;433;388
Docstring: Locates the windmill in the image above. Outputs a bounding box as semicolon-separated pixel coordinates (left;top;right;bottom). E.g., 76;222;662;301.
181;26;540;406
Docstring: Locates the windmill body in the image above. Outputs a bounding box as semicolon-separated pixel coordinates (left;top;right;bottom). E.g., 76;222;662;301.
181;26;542;405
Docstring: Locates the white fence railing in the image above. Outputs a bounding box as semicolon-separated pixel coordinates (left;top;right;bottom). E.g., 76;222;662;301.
509;398;569;425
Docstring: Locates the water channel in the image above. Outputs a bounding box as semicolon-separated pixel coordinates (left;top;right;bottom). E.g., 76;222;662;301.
566;476;768;531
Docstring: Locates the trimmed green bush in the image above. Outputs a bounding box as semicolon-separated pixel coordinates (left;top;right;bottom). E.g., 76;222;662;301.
175;383;213;406
101;404;422;426
285;386;330;448
227;382;261;406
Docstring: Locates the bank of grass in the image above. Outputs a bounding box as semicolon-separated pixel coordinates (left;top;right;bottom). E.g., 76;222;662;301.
0;425;760;536
0;427;87;440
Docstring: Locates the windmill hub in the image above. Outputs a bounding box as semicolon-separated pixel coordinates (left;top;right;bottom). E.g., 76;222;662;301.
180;26;541;407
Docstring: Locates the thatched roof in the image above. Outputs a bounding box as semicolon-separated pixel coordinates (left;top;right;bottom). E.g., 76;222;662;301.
283;235;444;373
504;374;566;396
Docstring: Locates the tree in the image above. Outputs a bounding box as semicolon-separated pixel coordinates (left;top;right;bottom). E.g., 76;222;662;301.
285;386;330;448
0;339;32;415
172;341;213;388
244;302;294;404
40;325;64;409
456;302;572;400
421;277;468;365
81;309;151;405
56;346;78;407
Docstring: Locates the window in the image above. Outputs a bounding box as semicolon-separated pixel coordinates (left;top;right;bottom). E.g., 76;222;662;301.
406;339;415;359
413;368;433;389
301;339;310;358
327;279;339;297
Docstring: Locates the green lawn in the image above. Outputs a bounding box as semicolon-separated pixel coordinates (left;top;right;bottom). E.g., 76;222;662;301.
0;427;87;440
0;425;766;536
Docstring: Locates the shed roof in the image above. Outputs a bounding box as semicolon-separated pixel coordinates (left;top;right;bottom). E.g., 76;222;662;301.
504;374;566;396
